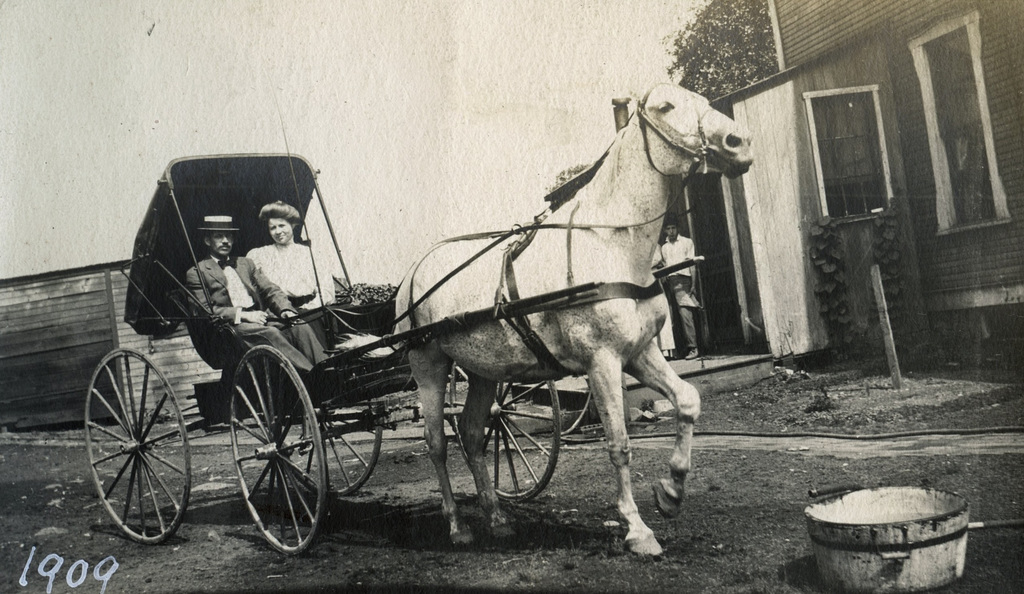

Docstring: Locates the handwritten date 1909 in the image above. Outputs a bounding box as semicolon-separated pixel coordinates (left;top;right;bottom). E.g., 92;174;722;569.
18;546;118;594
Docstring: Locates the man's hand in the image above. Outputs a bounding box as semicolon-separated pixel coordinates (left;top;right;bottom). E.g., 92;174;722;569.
240;310;269;325
280;310;297;320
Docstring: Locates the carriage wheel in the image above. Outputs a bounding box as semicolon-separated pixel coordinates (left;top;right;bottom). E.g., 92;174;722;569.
321;409;383;496
448;378;561;501
85;348;191;544
230;346;328;555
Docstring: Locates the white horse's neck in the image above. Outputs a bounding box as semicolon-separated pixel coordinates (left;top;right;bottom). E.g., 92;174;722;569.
550;119;672;286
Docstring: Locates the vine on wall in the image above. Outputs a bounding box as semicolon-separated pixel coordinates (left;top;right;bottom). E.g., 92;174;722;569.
809;217;853;348
871;207;904;314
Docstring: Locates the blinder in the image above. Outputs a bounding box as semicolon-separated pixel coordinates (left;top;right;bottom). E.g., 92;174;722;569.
637;87;710;161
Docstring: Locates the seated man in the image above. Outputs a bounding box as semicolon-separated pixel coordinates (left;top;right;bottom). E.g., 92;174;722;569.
184;215;327;375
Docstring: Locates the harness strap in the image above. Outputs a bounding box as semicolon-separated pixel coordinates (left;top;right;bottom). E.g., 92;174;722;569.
566;202;581;287
500;252;573;376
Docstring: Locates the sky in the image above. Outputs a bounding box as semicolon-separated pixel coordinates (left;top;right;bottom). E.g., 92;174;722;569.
0;0;700;284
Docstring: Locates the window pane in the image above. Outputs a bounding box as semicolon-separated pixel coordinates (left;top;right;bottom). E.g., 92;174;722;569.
925;28;995;223
812;93;885;217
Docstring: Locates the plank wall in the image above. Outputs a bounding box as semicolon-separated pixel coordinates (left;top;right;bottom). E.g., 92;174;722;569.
773;0;1024;309
0;268;116;428
0;263;219;429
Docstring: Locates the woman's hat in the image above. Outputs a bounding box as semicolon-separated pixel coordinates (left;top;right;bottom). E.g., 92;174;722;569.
198;215;239;231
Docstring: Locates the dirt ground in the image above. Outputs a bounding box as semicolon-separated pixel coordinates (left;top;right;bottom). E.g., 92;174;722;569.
2;361;1022;593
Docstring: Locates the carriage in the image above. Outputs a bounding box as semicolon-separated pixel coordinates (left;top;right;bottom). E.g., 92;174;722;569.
83;153;598;554
85;83;753;558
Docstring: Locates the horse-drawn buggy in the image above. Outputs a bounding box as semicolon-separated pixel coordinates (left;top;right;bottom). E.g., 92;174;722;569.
84;83;752;557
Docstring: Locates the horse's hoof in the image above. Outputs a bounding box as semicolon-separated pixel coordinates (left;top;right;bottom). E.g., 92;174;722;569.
451;528;475;546
653;478;683;518
626;534;664;556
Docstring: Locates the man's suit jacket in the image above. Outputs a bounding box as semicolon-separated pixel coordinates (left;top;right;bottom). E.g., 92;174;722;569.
185;256;295;322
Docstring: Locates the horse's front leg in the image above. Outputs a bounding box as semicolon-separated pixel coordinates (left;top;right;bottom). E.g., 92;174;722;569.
408;345;473;545
459;373;514;539
589;352;663;555
624;340;700;518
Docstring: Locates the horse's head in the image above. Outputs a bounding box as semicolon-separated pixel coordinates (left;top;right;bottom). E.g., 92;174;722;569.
638;83;752;178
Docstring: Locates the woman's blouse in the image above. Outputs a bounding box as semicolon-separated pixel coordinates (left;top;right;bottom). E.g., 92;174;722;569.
246;242;323;309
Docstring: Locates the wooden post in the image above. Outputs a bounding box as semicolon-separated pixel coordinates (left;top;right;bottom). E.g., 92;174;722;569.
870;264;903;389
612;98;631;132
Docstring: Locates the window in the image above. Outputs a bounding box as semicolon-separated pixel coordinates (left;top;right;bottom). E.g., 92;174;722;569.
909;11;1009;232
804;86;893;218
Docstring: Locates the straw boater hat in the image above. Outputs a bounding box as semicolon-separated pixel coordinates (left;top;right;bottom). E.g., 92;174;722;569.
197;215;239;231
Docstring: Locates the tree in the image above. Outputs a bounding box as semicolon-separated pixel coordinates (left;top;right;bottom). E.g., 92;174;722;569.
666;0;778;100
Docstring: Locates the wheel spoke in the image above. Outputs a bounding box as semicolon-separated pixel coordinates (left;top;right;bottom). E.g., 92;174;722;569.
278;455;320;495
276;393;304;448
137;364;151;433
499;416;540;483
141;427;185;449
499;426;522;493
138;457;167;534
138;455;180;513
123;355;140;436
246;462;273;503
232;418;269;444
102;452;135;500
139;392;169;442
502;382;543;407
146;450;186;476
100;367;132;436
276;465;304;543
87;420;129;443
91;390;131;436
235;387;271;439
122;454;139;524
91;447;130;467
279;462;316;523
502;415;552;457
502;408;555;423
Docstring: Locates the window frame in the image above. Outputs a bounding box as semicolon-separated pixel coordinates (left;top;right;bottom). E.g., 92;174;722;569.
803;85;894;220
908;10;1009;234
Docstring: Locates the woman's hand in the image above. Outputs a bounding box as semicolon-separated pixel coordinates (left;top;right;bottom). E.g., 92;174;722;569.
240;310;269;325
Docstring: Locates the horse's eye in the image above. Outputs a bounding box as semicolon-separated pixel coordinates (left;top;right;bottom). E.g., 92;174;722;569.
725;134;743;148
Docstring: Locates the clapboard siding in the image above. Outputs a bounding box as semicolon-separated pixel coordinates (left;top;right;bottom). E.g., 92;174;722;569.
0;262;220;429
0;268;116;428
773;0;1024;306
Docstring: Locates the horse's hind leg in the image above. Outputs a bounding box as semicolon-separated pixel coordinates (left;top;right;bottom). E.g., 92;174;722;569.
408;344;473;545
589;352;663;555
459;372;514;539
624;340;700;519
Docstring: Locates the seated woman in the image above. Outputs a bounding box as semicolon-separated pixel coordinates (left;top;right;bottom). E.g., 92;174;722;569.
247;201;333;311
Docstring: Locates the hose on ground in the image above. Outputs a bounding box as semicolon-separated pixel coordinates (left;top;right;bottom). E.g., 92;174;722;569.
561;425;1024;445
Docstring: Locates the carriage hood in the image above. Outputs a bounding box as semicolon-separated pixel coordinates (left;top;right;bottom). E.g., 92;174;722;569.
124;154;319;336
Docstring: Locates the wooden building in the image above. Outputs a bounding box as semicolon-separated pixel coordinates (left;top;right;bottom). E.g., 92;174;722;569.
706;0;1023;358
0;262;218;430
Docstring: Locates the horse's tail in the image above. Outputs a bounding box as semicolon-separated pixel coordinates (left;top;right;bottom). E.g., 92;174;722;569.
335;333;398;360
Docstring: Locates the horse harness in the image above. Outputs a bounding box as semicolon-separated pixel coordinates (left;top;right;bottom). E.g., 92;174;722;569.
401;94;712;375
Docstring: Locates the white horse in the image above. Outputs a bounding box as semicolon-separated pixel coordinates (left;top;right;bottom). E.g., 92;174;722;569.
395;83;753;555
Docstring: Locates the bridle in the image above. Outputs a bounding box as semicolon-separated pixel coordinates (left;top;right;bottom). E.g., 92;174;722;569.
636;88;713;176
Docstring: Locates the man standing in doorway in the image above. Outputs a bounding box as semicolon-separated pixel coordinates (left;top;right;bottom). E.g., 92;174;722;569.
654;221;700;360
